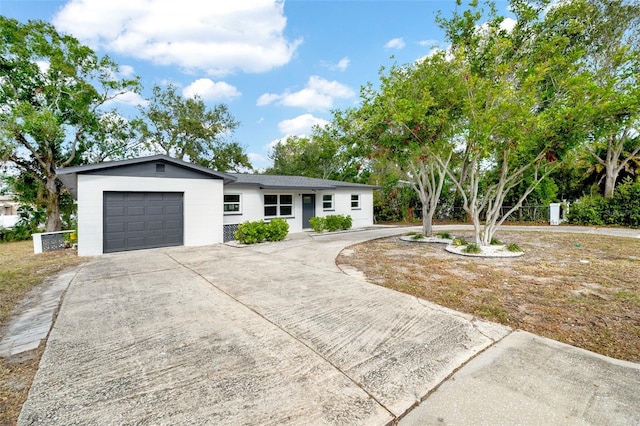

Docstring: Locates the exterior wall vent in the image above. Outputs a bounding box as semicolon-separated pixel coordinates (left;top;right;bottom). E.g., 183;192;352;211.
156;163;165;173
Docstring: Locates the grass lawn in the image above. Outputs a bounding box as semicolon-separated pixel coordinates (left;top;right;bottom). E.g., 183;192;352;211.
338;230;640;363
0;240;86;425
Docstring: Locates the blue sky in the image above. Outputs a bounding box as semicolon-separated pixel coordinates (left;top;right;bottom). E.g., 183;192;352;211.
1;0;512;171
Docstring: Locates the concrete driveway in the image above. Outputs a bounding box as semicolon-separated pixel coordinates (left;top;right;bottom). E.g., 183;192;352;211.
18;226;640;425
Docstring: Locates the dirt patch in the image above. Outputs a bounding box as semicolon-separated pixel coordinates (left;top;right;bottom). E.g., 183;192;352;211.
337;230;640;362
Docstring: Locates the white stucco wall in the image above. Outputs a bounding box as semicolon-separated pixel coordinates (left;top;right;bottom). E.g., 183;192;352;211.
223;186;374;233
223;186;303;232
316;189;374;228
77;175;223;256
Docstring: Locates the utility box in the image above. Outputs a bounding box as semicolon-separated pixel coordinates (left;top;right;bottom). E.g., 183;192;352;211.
549;203;566;225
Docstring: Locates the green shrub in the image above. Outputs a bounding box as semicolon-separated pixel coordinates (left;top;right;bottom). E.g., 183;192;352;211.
411;233;424;240
452;237;467;246
607;179;640;227
341;215;353;230
236;219;290;244
310;215;352;232
324;215;344;232
463;243;482;254
309;216;325;232
436;232;453;239
567;181;640;227
567;195;605;225
490;237;502;245
266;218;289;242
506;243;523;252
234;220;268;244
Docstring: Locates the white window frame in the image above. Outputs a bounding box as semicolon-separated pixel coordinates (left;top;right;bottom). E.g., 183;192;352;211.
322;194;334;211
223;194;242;215
264;194;294;218
351;194;361;210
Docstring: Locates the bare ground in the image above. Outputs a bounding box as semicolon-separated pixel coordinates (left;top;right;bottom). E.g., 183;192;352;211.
337;230;640;363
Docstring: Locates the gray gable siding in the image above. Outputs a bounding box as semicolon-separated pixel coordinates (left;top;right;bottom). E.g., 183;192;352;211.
85;161;221;180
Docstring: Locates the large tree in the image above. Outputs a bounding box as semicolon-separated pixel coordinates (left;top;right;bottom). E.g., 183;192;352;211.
134;84;251;172
266;109;368;182
0;18;140;231
81;112;142;163
436;0;588;246
568;0;640;198
359;52;463;236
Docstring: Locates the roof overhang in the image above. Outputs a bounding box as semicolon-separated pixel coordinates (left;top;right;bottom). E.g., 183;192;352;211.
56;154;237;199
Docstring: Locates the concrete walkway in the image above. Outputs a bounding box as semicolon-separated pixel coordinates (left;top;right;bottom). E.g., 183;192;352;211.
0;269;78;359
15;225;640;425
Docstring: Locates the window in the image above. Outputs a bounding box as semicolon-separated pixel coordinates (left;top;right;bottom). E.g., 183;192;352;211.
264;194;293;217
322;194;334;211
351;194;361;210
224;194;241;214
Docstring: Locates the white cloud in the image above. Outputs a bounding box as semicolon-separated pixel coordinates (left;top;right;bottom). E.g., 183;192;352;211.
478;17;518;36
281;89;334;110
385;37;406;50
500;17;517;32
53;0;302;76
257;76;355;111
103;90;148;107
418;39;439;48
277;114;329;135
119;65;135;77
256;93;282;106
336;57;350;71
182;78;241;101
248;152;267;164
322;56;350;71
266;137;289;151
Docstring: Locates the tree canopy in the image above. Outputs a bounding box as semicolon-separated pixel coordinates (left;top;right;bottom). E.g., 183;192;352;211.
266;110;368;182
0;17;140;231
133;84;251;172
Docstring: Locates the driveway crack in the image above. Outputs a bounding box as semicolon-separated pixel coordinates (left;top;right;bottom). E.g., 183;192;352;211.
167;253;398;423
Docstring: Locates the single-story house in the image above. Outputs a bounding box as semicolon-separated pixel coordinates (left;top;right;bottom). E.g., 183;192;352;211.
56;154;378;256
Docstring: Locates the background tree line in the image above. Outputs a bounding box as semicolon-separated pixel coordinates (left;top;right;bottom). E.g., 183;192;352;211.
269;0;640;244
1;0;639;242
0;17;250;235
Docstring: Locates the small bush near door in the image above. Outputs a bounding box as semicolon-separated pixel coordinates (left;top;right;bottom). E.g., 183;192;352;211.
265;218;289;241
309;216;325;232
234;218;289;244
309;215;352;233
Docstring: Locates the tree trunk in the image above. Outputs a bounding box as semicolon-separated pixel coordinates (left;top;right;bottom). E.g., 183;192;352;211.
603;165;618;198
44;175;62;232
423;209;434;237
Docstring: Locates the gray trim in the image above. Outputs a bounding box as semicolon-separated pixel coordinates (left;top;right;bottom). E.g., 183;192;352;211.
87;162;219;180
57;155;236;199
227;173;379;190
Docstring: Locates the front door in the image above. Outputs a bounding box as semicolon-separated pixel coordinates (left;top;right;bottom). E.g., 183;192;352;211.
302;194;315;229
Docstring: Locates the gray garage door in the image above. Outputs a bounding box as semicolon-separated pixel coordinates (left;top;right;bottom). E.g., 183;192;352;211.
103;192;183;253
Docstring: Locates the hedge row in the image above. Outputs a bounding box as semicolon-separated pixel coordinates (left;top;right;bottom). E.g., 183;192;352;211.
568;180;640;227
309;215;352;233
234;218;289;244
